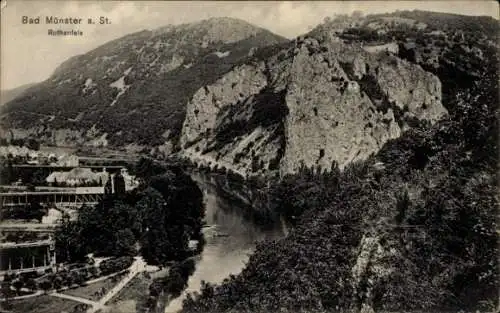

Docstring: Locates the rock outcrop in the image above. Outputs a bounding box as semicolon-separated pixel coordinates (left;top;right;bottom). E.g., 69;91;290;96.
180;35;447;176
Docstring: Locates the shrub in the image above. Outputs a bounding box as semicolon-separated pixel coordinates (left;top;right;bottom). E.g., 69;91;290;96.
99;256;134;276
12;279;24;292
25;278;38;291
39;279;52;293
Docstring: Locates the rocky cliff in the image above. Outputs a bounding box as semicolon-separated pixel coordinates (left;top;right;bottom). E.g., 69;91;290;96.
179;32;446;176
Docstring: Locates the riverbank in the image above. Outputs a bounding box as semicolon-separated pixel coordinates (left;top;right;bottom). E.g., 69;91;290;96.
160;170;285;313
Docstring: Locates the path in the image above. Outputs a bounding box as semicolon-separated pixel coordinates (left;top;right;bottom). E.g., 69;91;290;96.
0;290;44;301
86;257;146;313
1;257;148;313
0;269;127;302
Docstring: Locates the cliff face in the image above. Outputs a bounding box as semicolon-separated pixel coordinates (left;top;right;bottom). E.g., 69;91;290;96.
179;34;446;176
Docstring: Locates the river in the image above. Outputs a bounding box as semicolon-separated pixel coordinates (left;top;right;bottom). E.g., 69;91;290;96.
163;172;285;313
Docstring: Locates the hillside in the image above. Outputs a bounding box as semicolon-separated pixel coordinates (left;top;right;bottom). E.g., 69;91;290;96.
1;14;451;177
0;83;37;106
0;17;288;149
180;10;499;313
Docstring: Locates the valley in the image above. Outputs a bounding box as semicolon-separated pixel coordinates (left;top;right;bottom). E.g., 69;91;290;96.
0;6;498;313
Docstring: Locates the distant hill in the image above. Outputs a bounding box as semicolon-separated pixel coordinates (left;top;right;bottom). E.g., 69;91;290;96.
0;82;37;105
0;17;288;148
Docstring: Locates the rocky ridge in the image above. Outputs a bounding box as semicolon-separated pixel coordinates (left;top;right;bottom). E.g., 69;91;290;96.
179;32;446;176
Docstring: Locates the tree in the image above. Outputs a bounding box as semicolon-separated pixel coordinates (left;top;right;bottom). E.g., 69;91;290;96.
138;188;170;265
25;138;40;151
65;272;75;287
28;200;46;222
0;159;14;184
26;183;36;192
104;175;113;195
150;171;204;239
351;10;364;19
113;172;126;196
31;169;47;186
149;279;164;298
114;229;136;256
99;257;133;275
70;271;85;286
133;157;167;183
136;167;204;265
1;281;13;301
54;217;87;263
56;193;141;259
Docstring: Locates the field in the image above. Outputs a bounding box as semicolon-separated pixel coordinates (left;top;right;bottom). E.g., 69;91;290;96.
107;272;151;305
103;273;152;313
3;295;83;313
61;274;125;301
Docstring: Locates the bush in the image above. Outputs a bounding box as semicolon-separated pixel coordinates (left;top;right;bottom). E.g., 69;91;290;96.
53;276;64;290
25;278;38;291
99;256;134;275
12;279;24;292
39;279;52;293
166;269;187;297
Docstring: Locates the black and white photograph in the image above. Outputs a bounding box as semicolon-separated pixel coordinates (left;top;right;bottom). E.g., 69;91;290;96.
0;1;498;312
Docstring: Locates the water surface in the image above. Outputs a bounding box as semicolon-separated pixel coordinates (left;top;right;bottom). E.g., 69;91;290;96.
164;172;284;312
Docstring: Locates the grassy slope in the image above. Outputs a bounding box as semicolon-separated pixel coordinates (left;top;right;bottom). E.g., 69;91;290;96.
4;295;84;313
61;274;125;301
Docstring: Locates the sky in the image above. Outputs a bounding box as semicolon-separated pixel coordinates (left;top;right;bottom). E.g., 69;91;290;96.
1;0;498;90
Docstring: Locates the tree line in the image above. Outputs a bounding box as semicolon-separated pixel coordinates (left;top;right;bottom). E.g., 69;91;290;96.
54;158;205;266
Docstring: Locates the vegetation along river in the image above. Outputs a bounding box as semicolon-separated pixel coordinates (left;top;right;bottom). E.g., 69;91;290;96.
164;171;286;313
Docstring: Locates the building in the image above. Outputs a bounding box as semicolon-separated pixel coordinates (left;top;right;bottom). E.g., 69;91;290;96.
46;167;108;187
0;240;56;275
363;42;399;55
57;155;79;167
0;223;58;276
